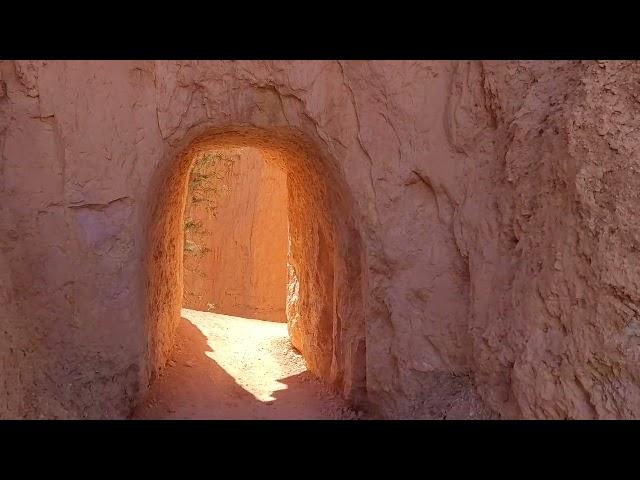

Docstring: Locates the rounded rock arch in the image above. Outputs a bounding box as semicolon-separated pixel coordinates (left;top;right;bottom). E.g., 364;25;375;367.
141;124;368;409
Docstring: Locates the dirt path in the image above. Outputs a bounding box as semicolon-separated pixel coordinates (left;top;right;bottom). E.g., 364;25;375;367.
132;309;363;420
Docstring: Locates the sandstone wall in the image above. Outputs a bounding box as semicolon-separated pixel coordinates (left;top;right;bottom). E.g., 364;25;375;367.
1;60;639;419
182;147;288;322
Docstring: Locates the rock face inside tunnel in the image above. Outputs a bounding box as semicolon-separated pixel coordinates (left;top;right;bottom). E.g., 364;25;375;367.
182;147;289;323
1;60;640;419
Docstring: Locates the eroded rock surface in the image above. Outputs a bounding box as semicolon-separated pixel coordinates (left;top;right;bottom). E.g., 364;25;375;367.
1;60;639;419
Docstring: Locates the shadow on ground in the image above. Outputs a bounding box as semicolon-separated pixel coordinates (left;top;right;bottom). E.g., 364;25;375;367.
131;314;362;420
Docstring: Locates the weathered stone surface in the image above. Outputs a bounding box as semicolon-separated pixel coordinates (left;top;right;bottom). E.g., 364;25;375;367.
1;60;639;419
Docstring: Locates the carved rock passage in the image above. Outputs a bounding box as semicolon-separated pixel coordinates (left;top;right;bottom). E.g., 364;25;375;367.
1;60;640;419
182;148;289;322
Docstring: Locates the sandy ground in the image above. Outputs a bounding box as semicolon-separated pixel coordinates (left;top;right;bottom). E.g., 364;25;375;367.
132;309;364;420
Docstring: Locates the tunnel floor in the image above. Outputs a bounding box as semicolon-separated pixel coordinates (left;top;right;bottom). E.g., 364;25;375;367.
132;309;363;419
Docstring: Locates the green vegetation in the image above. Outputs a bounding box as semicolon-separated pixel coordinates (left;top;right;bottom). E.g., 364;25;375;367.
184;218;204;234
183;151;235;258
187;151;233;215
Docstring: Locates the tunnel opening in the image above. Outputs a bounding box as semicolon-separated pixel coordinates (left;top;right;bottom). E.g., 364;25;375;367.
181;147;289;322
139;126;368;418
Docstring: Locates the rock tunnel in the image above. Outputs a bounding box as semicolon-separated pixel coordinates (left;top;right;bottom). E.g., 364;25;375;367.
2;60;640;419
143;126;368;412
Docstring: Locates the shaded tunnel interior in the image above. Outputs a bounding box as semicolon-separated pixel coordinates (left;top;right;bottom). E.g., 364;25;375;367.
142;126;368;414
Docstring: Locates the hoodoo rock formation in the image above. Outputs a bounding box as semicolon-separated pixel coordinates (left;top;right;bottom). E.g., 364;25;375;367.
1;60;639;419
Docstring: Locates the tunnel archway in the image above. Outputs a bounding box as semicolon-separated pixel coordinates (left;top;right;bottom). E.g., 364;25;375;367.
142;125;367;410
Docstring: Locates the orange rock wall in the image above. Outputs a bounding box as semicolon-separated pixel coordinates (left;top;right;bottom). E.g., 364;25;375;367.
3;60;640;420
182;148;288;322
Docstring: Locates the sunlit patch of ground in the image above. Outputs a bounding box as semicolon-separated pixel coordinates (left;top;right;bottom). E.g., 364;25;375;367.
132;309;364;420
